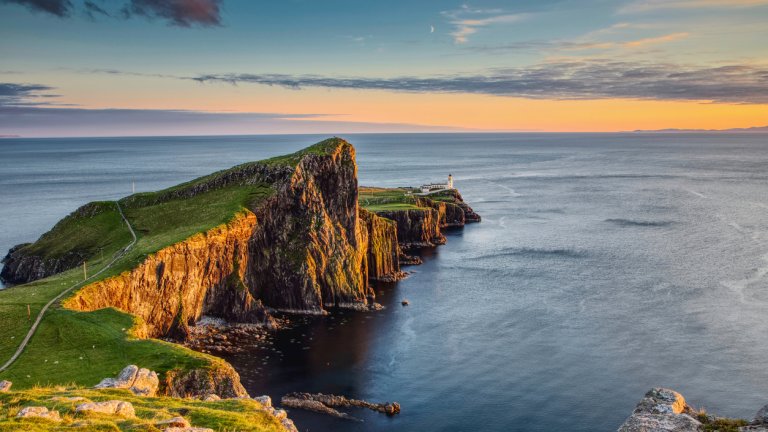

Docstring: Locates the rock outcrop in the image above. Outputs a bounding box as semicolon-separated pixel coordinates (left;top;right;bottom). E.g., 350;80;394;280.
618;388;768;432
94;365;159;396
376;207;445;249
281;392;401;421
618;388;700;432
76;400;136;418
160;363;248;399
360;209;405;281
16;406;62;422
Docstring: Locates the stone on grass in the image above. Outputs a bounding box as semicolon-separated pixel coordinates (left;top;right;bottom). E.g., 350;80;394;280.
76;400;136;418
156;416;191;428
94;365;159;397
0;380;11;392
16;406;62;422
202;394;221;401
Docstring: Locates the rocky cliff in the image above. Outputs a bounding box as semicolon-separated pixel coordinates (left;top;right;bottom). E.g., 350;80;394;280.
66;139;378;337
360;209;404;282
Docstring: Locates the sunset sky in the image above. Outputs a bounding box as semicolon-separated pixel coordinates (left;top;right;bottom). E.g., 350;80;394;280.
1;0;767;136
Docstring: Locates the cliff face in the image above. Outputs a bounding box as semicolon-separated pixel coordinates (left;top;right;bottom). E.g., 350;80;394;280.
375;208;446;248
243;146;371;312
66;140;377;339
360;209;402;281
0;243;76;285
65;211;263;338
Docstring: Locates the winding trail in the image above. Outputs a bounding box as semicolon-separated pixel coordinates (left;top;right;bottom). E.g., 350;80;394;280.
0;201;136;373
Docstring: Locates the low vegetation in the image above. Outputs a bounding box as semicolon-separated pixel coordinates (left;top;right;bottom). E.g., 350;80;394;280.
359;187;421;212
696;412;749;432
0;386;284;431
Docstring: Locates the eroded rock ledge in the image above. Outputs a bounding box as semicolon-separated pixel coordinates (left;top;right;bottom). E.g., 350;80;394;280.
618;388;767;431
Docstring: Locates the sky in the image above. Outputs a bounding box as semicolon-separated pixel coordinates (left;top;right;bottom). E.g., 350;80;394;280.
1;0;767;137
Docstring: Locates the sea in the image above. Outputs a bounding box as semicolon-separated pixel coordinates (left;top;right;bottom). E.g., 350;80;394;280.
1;132;768;431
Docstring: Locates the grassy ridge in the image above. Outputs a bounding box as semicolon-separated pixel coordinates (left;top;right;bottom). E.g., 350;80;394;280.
0;386;283;431
0;169;275;389
0;138;344;392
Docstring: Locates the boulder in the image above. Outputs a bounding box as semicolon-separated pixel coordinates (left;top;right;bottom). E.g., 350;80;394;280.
0;380;11;392
156;417;191;428
95;365;159;396
76;400;136;418
755;405;768;425
253;395;272;407
202;394;221;401
618;388;701;432
16;406;62;422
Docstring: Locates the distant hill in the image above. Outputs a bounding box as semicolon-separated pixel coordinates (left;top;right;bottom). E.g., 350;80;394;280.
633;125;768;133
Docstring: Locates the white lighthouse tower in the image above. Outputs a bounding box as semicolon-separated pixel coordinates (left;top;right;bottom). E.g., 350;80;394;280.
448;174;454;189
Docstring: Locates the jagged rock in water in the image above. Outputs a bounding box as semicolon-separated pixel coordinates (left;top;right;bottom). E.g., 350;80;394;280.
76;400;136;417
618;388;701;432
94;365;159;397
16;406;62;422
281;396;361;421
282;392;400;419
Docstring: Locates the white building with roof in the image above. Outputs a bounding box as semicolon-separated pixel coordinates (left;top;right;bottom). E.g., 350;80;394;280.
420;174;454;194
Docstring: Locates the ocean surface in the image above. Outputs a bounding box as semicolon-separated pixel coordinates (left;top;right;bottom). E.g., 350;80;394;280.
2;133;768;431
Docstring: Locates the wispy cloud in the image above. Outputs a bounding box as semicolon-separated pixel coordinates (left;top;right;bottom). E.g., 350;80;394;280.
442;5;526;44
620;0;768;13
1;0;224;27
192;60;768;104
0;82;60;106
122;0;222;27
1;0;72;16
623;32;690;47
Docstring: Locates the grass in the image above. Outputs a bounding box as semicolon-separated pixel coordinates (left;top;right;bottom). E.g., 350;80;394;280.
0;386;284;431
697;412;749;432
359;187;421;212
14;202;132;262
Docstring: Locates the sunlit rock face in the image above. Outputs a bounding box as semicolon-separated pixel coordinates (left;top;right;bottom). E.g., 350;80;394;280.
65;139;384;339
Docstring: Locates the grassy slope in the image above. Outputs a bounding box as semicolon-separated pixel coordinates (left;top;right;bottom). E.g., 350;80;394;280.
0;139;347;391
359;187;421;212
0;173;274;389
0;387;283;431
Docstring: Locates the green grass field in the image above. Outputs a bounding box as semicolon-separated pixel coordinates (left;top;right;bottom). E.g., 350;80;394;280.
0;386;284;431
359;187;421;212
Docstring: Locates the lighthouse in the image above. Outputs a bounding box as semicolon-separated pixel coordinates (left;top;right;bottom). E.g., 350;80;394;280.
448;174;454;189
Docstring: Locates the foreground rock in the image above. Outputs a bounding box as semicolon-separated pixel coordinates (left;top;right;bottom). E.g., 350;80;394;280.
618;388;700;432
76;400;136;417
281;392;400;421
0;380;11;392
618;388;768;431
16;406;62;422
95;365;159;396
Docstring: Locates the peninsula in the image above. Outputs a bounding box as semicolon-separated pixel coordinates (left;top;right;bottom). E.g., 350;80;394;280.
0;138;479;431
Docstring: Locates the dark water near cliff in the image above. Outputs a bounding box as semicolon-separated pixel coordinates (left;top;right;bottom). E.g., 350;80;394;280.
2;133;768;431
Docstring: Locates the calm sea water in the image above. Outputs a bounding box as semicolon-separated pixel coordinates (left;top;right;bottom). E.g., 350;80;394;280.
2;133;768;431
